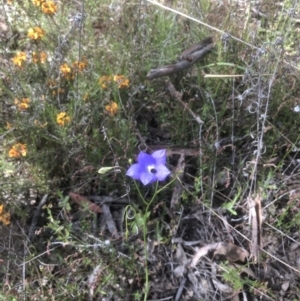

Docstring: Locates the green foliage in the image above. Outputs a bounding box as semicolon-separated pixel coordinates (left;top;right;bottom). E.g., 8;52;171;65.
1;0;300;299
220;262;263;293
221;263;245;291
275;198;300;231
222;186;241;215
0;295;17;301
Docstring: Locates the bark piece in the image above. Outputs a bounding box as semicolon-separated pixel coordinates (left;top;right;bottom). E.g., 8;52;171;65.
179;36;214;60
69;192;102;213
248;193;262;260
146;37;214;80
190;242;249;268
102;204;120;239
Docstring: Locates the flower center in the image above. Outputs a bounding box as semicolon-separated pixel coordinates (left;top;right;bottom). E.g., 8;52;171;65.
147;165;157;174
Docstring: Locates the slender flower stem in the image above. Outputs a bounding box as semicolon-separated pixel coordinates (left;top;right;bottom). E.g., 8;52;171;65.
131;178;177;300
143;181;158;300
133;180;148;206
155;176;176;195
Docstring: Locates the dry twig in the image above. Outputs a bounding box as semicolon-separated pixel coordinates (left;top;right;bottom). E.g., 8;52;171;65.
170;152;185;210
166;81;204;125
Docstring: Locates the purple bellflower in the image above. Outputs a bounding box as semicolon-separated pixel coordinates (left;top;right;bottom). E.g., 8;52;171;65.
126;149;171;186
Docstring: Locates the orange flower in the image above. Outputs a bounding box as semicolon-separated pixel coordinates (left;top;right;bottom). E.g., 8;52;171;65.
105;101;118;116
39;52;47;63
12;51;26;67
0;205;10;225
27;27;45;40
113;75;129;88
0;212;10;225
6;122;12;129
14;98;30;110
41;1;57;15
32;51;47;63
99;76;112;89
56;112;70;126
32;0;45;6
72;58;88;72
8;143;27;158
59;63;74;80
60;63;71;75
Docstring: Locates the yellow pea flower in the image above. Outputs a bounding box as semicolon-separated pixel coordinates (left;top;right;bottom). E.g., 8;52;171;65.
105;101;118;116
99;76;112;89
32;0;45;6
41;1;57;15
8;143;27;158
56;112;70;126
12;51;26;67
73;58;88;72
27;27;45;40
113;75;129;88
0;205;10;225
14;98;30;110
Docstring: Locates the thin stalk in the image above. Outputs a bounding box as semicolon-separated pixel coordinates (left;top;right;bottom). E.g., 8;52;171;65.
143;181;158;300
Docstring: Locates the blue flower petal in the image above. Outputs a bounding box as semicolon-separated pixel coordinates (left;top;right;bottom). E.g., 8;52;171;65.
155;164;171;181
151;149;167;165
140;172;156;185
137;152;155;167
126;163;142;179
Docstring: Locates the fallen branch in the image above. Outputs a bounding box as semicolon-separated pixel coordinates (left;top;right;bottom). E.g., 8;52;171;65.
146;37;214;80
179;36;214;60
